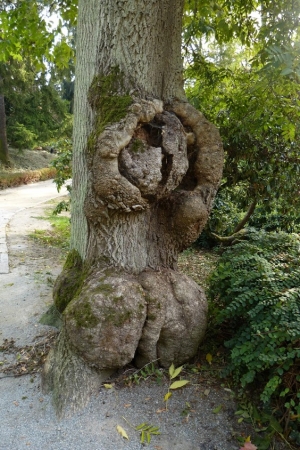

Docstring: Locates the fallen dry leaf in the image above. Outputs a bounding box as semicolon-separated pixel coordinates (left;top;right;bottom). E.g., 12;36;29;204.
206;353;212;365
116;425;129;440
156;408;166;414
239;442;257;450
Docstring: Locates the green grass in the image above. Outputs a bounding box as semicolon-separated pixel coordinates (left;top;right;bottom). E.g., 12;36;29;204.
29;209;70;251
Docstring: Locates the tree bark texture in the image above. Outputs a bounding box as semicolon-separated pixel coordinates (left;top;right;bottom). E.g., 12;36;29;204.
43;0;224;415
0;93;10;166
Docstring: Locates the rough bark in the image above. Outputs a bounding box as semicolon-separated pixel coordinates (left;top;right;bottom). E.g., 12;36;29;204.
42;328;112;418
0;93;10;167
43;0;224;416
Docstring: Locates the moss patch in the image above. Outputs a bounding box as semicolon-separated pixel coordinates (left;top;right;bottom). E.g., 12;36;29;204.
53;250;89;313
39;304;62;329
72;300;99;329
145;294;161;309
101;306;132;327
87;67;132;153
131;138;145;153
63;249;82;270
95;282;114;295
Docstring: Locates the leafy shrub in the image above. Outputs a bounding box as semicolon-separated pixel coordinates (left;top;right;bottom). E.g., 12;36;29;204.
8;122;37;149
50;138;72;191
249;205;300;234
50;138;72;214
208;230;300;438
196;190;244;248
0;167;56;189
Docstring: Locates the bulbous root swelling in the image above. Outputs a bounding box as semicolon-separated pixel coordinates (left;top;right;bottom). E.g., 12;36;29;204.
42;99;223;416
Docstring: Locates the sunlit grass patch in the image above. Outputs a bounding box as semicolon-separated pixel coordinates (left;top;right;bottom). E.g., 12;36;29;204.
29;206;70;251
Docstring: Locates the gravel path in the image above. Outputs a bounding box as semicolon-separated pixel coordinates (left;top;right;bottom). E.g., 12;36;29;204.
0;181;249;450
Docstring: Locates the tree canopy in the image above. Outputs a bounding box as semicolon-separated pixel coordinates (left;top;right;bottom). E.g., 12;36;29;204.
183;0;300;237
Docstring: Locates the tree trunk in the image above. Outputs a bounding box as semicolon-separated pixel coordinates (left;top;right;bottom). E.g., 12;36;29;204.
233;200;257;233
43;0;224;416
0;93;10;167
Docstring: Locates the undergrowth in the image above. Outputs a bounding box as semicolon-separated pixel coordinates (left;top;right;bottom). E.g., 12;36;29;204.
0;167;56;189
208;230;300;447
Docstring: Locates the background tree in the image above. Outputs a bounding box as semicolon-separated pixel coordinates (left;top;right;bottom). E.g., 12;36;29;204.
0;0;76;162
42;0;223;415
0;79;9;165
183;0;300;240
0;61;72;149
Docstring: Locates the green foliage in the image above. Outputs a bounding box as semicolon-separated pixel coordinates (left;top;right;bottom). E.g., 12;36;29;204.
234;398;296;449
187;50;300;238
7;122;37;149
125;362;163;386
29;212;70;251
0;0;76;69
187;55;300;212
249;204;300;234
0;167;56;189
208;230;300;440
135;423;161;445
50;138;72;190
49;138;72;214
0;1;75;159
6;82;71;145
183;1;300;70
0;1;53;67
1;59;73;149
184;0;300;237
164;364;189;410
196;189;244;247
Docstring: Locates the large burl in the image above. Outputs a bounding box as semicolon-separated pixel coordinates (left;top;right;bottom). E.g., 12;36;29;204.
84;98;223;271
68;97;224;369
43;97;223;416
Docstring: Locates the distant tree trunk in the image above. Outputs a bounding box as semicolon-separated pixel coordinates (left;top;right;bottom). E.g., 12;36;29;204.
209;200;257;247
0;93;10;167
43;0;224;417
233;200;257;233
